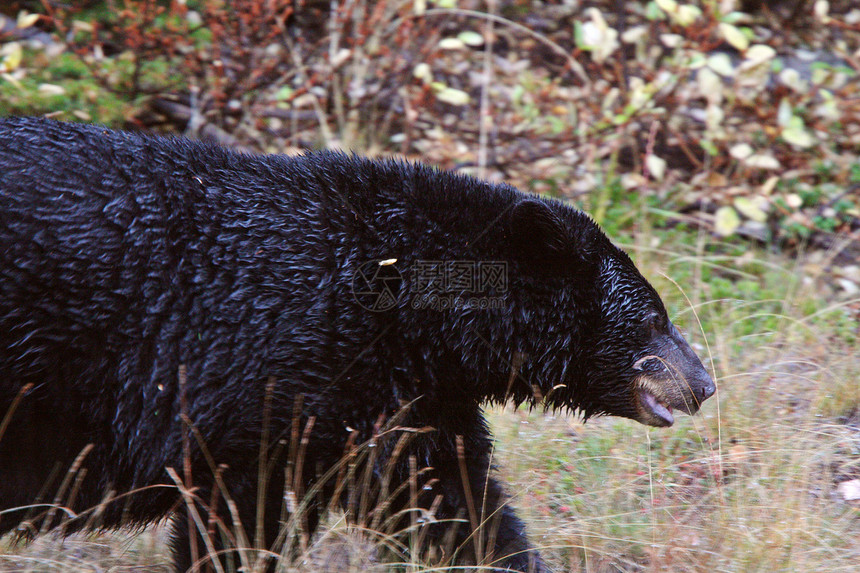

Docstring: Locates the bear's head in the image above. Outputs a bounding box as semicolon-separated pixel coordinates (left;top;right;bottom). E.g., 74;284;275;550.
505;199;716;427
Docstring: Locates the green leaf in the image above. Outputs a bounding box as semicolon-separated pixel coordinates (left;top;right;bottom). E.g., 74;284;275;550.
457;31;484;47
645;1;666;20
274;86;294;101
701;139;718;156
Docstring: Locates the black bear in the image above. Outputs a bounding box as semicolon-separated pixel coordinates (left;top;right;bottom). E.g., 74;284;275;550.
0;117;715;572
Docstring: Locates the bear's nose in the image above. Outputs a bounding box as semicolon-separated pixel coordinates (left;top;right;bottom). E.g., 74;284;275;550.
698;378;716;402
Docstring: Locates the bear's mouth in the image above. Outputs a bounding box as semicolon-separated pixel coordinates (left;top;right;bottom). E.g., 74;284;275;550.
635;387;675;427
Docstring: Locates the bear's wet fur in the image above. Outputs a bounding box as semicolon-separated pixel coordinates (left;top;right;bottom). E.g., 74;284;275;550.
0;117;714;572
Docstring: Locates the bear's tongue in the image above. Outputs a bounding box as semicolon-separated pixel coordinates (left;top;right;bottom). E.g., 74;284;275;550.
639;389;674;426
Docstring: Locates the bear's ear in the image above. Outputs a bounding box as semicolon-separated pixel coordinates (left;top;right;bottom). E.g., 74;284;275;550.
506;199;570;271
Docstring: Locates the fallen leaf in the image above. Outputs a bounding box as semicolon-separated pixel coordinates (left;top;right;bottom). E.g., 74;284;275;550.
785;193;803;208
646;154;667;181
674;5;702;27
621;25;648;44
779;68;807;92
38;83;66;96
715;206;741;236
413;62;432;83
660;34;683;48
457;31;484;47
435;87;470;106
707;52;734;77
730;143;753;160
17;12;40;28
438;38;465;50
777;98;793;127
744;44;776;65
760;176;779;195
579;8;619;64
705;103;724;131
745;154;781;170
782;116;816;148
719;23;749;51
734;196;768;222
330;49;351;68
0;42;22;73
655;0;679;14
814;0;831;23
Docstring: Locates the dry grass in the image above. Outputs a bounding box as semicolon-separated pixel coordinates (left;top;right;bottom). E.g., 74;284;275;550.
0;528;171;572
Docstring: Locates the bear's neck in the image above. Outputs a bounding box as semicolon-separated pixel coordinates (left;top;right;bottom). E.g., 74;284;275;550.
395;270;592;412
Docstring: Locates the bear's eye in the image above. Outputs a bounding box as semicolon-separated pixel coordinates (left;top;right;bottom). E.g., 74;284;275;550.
643;313;662;337
633;355;664;371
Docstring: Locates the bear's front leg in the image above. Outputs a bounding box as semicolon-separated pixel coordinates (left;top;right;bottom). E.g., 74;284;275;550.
491;502;546;572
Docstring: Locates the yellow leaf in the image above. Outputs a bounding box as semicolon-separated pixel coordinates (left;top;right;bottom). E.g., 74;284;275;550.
715;206;741;236
674;5;702;27
733;196;768;222
781;117;815;148
0;72;23;89
655;0;678;14
412;63;432;83
435;87;470;106
0;42;23;73
719;23;749;51
760;176;779;195
17;12;40;29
